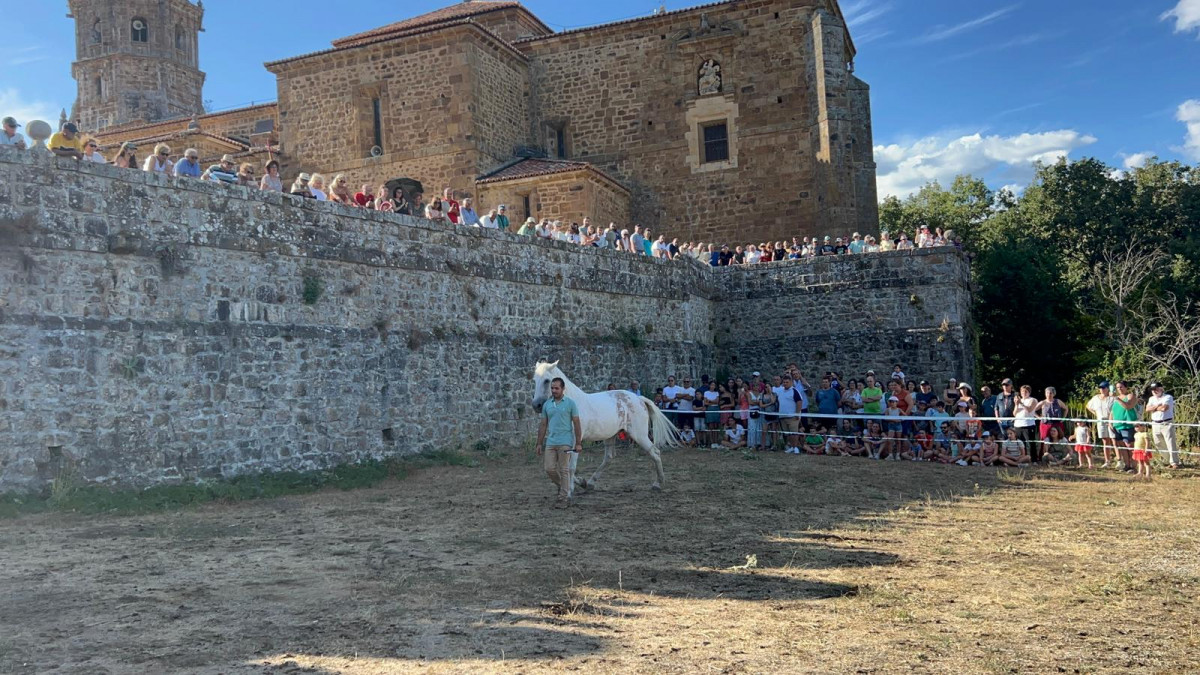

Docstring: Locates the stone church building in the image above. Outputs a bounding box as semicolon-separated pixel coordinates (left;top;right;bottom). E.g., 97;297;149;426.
78;0;879;243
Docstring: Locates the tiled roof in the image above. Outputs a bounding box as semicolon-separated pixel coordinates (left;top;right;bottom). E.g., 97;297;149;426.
513;0;735;45
96;130;251;152
333;1;533;47
94;103;278;139
266;19;525;69
476;157;629;193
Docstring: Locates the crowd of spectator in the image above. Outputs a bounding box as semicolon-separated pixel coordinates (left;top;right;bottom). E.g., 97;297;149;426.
4;114;959;261
637;363;1181;479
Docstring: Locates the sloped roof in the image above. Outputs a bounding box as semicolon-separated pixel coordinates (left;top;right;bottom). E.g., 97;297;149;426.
333;1;547;48
476;157;629;193
93;103;278;139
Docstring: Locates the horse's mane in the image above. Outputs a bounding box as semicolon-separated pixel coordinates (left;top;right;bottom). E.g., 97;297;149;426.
536;362;591;400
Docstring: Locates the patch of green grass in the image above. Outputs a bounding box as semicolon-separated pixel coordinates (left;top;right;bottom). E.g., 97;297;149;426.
0;451;479;520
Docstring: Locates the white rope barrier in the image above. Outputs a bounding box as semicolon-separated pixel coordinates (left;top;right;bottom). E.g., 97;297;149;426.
651;408;1199;458
653;408;1199;428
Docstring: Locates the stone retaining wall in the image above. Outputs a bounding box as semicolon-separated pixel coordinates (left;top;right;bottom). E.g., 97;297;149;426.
0;148;970;491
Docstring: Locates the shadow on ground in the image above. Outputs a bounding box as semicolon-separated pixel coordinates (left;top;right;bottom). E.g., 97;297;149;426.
0;448;1076;672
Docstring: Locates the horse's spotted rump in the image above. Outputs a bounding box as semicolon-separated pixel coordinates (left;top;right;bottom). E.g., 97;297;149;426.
615;392;637;431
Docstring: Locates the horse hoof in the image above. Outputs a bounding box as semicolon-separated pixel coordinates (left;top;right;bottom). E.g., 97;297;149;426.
650;483;662;492
586;480;597;491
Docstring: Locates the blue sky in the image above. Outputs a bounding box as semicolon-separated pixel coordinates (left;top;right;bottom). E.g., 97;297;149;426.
3;0;1198;198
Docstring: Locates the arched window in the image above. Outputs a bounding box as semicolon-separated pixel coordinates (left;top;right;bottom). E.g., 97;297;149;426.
175;25;185;50
131;18;148;43
91;20;103;44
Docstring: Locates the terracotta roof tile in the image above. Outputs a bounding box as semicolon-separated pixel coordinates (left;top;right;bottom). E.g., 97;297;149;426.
266;19;525;69
94;103;278;138
476;158;629;193
333;1;524;47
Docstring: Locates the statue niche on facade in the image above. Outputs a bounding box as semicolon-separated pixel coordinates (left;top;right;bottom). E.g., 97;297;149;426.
698;59;722;96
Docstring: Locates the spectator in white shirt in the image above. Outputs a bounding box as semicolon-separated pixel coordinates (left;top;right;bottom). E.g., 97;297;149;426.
1146;382;1179;468
143;143;174;174
478;209;500;229
82;139;107;164
309;174;329;201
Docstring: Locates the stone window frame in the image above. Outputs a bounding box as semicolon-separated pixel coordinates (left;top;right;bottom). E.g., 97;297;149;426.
131;17;149;43
684;96;739;174
542;120;570;160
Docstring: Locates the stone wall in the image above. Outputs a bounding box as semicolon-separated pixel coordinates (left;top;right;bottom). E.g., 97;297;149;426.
69;0;206;131
520;0;876;244
0;149;714;491
466;40;532;168
712;248;975;386
0;149;966;492
267;24;531;205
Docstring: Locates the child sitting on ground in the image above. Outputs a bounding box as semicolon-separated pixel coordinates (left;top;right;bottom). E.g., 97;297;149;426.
957;433;982;465
679;425;696;448
825;432;849;456
804;426;826;455
845;430;867;457
998;428;1031;467
1041;426;1071;466
913;428;936;462
980;431;1000;466
721;419;747;449
864;423;885;459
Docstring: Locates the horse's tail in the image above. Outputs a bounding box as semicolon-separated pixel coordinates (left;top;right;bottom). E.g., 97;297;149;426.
641;396;683;449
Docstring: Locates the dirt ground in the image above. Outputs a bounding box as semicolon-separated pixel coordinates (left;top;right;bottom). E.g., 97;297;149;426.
1;447;1197;674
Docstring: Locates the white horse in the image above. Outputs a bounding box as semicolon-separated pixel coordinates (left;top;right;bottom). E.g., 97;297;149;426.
530;361;681;491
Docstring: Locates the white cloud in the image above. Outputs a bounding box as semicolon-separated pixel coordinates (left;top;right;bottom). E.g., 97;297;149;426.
1121;152;1154;169
842;1;894;44
0;88;59;128
912;5;1020;44
1176;99;1200;161
1162;0;1200;36
874;130;1098;199
842;0;894;28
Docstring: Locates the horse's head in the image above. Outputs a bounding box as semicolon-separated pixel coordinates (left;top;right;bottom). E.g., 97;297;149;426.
531;360;561;413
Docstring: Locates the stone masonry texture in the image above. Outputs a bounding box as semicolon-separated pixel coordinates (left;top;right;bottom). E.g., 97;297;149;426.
68;0;206;132
0;148;968;491
256;0;877;245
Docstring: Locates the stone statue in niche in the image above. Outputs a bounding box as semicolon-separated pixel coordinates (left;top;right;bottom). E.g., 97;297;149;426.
698;59;722;96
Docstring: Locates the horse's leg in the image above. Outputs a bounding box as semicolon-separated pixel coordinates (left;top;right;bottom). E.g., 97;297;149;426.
631;431;665;491
580;440;615;491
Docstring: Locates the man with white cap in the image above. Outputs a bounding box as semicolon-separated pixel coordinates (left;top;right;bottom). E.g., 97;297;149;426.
1146;382;1179;468
0;117;26;149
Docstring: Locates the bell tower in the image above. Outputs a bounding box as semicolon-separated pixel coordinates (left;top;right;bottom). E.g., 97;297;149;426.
67;0;206;131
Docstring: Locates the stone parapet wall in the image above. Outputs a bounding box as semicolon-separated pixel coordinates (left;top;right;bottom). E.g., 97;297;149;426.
0;149;968;491
0;149;713;491
711;248;975;385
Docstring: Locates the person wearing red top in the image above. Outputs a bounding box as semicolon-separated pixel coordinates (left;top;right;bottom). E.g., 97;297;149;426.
354;184;375;207
441;188;461;224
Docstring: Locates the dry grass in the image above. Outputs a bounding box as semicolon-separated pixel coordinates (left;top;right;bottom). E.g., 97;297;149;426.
0;449;1196;674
